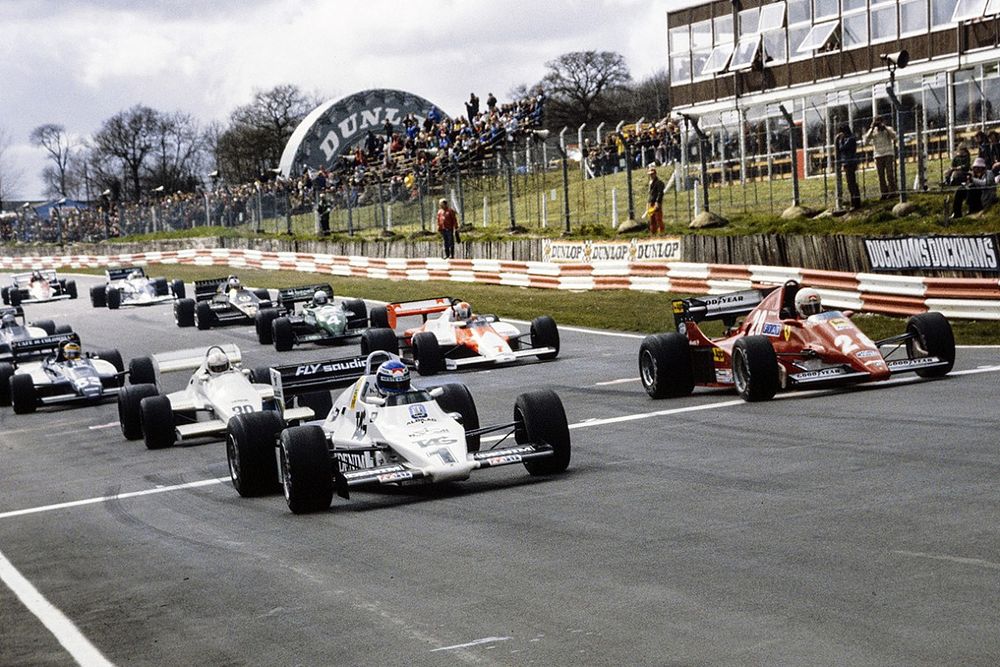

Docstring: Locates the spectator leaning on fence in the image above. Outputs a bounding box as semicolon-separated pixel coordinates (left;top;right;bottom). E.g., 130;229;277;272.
951;157;996;219
864;116;898;201
835;124;862;210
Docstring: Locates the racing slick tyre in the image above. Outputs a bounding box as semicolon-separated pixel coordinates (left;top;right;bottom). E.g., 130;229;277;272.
128;356;156;385
515;389;571;475
90;285;107;308
0;363;14;406
54;324;73;335
412;332;442;376
195;301;215;330
253;288;271;302
118;383;158;440
95;350;125;386
272;317;295;352
65;280;78;299
34;319;56;335
530;315;560;360
638;333;694;399
11;374;37;414
255;308;281;345
342;298;368;328
295;391;333;420
170;279;186;300
140;395;175;449
360;328;399;356
279;425;334;514
436;383;481;452
9;290;21;308
174;298;195;327
1;286;8;304
106;287;121;310
369;306;390;328
249;365;272;384
733;336;780;402
152;277;169;296
906;312;956;378
227;412;284;497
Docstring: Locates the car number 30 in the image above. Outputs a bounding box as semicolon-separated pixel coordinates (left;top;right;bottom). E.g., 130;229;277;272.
232;405;256;414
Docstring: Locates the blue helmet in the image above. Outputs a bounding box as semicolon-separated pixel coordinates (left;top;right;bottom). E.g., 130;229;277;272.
375;359;410;395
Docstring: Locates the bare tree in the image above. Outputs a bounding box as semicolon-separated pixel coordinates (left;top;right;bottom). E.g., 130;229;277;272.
605;69;670;122
91;105;160;201
0;126;25;208
540;51;632;126
147;111;207;193
30;123;75;197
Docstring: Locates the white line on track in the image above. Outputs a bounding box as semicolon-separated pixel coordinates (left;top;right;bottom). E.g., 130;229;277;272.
595;377;639;386
0;549;114;666
892;550;1000;571
431;636;512;652
87;421;120;431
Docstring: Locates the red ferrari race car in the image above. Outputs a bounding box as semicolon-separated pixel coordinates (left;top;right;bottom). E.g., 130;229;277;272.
359;297;559;375
638;280;955;401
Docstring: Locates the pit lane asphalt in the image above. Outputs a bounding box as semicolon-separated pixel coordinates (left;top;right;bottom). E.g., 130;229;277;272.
1;274;999;666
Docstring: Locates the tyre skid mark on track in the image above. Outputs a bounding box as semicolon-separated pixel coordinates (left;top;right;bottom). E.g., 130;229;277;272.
431;636;512;652
892;549;1000;571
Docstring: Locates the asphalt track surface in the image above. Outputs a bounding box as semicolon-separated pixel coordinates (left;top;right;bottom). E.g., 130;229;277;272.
2;274;999;666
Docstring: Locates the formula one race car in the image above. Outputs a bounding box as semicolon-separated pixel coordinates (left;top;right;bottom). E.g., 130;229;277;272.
2;269;78;306
0;306;73;362
89;266;186;309
0;333;125;413
638;280;956;402
225;350;571;513
358;297;559;375
254;283;369;351
117;344;323;450
173;275;272;329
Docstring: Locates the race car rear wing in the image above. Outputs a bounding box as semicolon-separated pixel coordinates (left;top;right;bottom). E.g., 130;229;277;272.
269;354;368;410
152;343;242;373
106;266;144;282
10;331;77;358
672;289;766;327
385;297;453;329
12;269;58;286
277;284;334;308
193;277;228;301
0;305;25;321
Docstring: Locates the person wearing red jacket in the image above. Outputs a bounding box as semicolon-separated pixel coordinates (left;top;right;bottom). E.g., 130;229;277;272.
436;198;458;259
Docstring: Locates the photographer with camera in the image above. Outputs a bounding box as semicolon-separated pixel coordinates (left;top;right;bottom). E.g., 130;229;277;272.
864;116;898;201
951;157;995;219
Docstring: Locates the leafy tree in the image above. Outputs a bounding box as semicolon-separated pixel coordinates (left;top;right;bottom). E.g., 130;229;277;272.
30;124;75;197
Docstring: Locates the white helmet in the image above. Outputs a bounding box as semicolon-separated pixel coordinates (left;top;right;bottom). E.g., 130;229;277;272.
313;290;329;306
128;270;143;280
227;275;241;291
795;288;822;318
206;349;231;374
452;301;471;320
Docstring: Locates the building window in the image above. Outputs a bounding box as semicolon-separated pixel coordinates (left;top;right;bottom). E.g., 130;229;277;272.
739;7;761;36
796;20;839;53
932;0;958;27
788;0;812;24
871;1;899;43
763;30;788;63
952;0;988;21
669;25;691;85
843;8;869;49
702;45;734;75
714;15;735;46
730;35;762;71
842;0;865;10
988;0;1000;14
900;0;929;35
691;19;713;81
759;2;787;31
814;0;839;21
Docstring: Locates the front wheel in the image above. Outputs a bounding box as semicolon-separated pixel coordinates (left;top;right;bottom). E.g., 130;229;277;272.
11;374;37;414
140;395;176;449
170;279;186;300
227;412;284;497
255;308;281;345
906;312;955;378
412;332;442;376
280;426;333;514
342;298;368;328
106;287;121;310
360;328;399;356
638;333;694;399
129;356;156;385
732;336;779;402
118;383;158;440
369;306;390;328
436;383;480;452
174;298;195;327
515;389;571;475
65;280;78;299
0;363;14;407
530;315;559;360
272;317;295;352
195;301;214;330
90;285;107;308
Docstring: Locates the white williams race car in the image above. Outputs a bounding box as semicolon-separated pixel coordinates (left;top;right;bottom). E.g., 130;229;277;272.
117;344;324;450
226;351;571;514
0;306;74;362
89;266;185;309
2;269;78;306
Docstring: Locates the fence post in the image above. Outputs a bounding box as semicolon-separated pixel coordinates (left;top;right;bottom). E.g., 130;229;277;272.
596;122;605;146
778;104;800;207
577;123;587;175
683;114;711;213
625;141;635;222
285;191;292;234
417;176;425;232
504;145;516;230
915;106;926;191
456;169;466;227
635;117;645;167
886;84;907;204
559;127;571;233
204;193;211;227
255;188;263;233
611;188;618;228
483;195;489;227
347;188;355;236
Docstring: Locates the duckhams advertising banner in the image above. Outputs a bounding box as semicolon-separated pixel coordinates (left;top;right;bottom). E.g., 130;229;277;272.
543;237;682;263
864;235;1000;272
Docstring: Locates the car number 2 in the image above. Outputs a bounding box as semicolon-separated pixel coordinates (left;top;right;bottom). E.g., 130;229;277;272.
833;334;859;355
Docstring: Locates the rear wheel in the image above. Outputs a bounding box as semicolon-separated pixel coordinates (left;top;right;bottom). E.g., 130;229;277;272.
1;286;8;304
412;332;442;376
515;390;571;475
295;391;333;420
272;317;295;352
369;306;390;328
342;298;368;328
118;383;158;439
170;279;186;299
255;308;281;345
638;333;694;399
254;288;271;301
732;336;779;402
140;395;175;449
227;412;284;497
530;315;559;360
95;349;124;373
0;363;14;406
9;290;21;307
106;288;121;310
90;285;107;308
436;383;480;452
152;278;169;296
249;366;272;384
174;298;195;327
195;301;214;330
54;324;72;335
280;426;333;514
65;280;78;299
33;319;56;335
360;328;399;356
906;312;955;378
11;374;37;414
129;356;156;385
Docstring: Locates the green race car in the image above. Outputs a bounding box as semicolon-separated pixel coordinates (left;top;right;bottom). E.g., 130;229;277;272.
255;284;369;352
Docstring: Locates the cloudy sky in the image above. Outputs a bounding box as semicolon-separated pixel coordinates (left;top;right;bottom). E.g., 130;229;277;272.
1;0;685;201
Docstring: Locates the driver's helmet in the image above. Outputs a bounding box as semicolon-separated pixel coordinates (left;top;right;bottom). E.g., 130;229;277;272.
795;287;823;318
1;313;16;328
375;359;411;395
312;290;329;306
451;300;472;320
206;349;231;374
31;270;43;281
61;341;81;361
227;275;241;291
128;270;143;281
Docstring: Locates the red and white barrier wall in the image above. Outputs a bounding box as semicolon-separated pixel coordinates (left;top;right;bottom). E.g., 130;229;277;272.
2;248;999;320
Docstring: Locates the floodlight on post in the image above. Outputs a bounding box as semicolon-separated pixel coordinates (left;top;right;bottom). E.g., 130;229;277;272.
881;49;909;204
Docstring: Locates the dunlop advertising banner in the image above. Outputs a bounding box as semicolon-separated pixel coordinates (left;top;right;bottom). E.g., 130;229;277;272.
864;235;999;272
543;238;682;263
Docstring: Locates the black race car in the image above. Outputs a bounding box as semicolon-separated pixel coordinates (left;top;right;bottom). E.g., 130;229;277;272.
173;275;273;330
